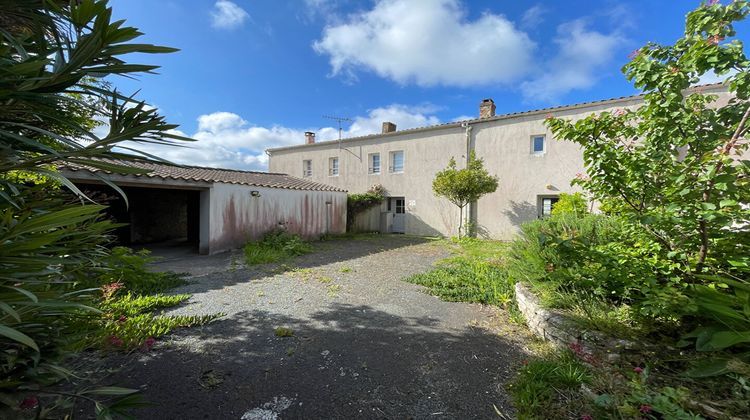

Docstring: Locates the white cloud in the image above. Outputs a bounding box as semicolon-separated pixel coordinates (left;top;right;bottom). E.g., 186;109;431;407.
210;0;249;30
312;0;536;87
520;19;626;102
116;105;442;172
521;4;548;28
696;69;737;85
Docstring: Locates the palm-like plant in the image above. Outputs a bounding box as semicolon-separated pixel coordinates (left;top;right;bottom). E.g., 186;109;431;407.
0;0;191;416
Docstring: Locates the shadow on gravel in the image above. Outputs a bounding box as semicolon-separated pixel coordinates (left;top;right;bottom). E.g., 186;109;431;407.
89;302;524;419
165;235;437;296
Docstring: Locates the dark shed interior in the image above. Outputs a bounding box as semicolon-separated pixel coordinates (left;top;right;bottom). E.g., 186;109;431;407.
80;184;201;251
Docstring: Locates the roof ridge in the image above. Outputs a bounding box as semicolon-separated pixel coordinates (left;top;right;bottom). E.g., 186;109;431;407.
267;82;727;152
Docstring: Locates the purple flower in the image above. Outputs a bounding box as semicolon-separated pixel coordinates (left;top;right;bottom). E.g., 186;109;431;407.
633;367;644;374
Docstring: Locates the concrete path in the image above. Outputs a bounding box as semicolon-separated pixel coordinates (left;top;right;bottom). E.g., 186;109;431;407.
95;236;529;419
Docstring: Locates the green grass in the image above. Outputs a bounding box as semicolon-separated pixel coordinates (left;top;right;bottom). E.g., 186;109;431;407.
274;327;294;337
510;351;592;419
406;238;516;309
244;230;313;265
407;259;514;307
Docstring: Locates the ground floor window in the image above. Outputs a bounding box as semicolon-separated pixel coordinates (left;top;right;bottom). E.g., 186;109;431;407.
538;195;559;218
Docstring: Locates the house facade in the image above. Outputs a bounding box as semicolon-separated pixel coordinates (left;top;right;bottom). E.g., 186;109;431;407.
267;84;730;239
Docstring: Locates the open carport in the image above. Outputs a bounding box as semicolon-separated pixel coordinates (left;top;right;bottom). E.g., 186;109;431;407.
62;160;347;255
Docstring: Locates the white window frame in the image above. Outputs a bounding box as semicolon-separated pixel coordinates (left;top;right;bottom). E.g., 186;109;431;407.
389;150;404;173
538;195;559;218
369;153;381;174
531;134;546;155
302;159;312;177
328;156;339;176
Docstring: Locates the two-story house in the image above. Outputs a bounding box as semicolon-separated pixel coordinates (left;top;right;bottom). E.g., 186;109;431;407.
267;84;729;239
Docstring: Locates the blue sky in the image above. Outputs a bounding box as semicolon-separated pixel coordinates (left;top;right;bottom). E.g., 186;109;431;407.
109;0;741;171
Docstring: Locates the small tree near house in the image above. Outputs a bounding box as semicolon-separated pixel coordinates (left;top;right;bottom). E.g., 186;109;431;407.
432;152;499;238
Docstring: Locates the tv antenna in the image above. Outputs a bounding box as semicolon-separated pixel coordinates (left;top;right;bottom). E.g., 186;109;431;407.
323;115;353;146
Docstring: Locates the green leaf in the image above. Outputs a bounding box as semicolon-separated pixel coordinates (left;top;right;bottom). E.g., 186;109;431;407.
0;325;39;352
83;387;140;396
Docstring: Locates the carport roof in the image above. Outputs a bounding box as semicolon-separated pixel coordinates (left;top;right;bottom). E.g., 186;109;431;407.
62;159;346;192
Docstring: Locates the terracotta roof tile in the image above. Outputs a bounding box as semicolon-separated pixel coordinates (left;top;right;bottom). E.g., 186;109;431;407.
62;159;346;192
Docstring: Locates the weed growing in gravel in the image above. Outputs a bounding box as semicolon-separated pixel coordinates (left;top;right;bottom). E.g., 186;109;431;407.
274;327;294;337
318;276;333;284
244;230;313;265
95;277;221;350
339;266;352;273
407;259;515;308
327;284;342;297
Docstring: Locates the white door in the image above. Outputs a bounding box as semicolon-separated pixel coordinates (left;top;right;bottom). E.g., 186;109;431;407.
391;198;405;233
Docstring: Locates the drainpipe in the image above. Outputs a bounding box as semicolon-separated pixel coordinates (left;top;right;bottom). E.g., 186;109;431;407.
461;121;476;237
461;122;473;168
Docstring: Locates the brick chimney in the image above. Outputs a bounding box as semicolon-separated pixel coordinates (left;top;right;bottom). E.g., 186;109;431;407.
479;98;496;119
382;121;397;134
304;131;315;144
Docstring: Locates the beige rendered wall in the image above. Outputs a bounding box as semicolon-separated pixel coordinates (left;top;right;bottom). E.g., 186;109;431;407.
268;85;733;239
269;127;467;236
472;99;641;239
208;183;347;254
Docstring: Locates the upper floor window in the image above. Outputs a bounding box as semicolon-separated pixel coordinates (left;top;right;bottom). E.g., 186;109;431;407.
369;153;381;174
329;157;339;176
531;135;546;155
302;160;312;177
389;150;404;173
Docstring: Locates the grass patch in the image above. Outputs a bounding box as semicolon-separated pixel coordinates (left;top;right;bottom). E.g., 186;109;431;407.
318;276;333;284
274;327;294;337
339;266;352;273
510;351;592;419
327;284;342;297
407;258;514;307
406;237;517;310
244;230;313;265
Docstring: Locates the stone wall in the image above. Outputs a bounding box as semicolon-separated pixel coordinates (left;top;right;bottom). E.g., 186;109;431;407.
514;283;637;361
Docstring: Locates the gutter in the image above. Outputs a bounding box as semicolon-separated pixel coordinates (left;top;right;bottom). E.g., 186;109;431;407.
265;83;727;155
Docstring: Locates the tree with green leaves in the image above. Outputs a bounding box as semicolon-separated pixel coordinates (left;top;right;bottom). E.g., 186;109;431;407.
1;0;190;416
546;0;749;361
433;152;498;238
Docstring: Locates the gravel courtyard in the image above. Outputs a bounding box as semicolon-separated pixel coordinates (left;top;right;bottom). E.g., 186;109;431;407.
97;235;530;419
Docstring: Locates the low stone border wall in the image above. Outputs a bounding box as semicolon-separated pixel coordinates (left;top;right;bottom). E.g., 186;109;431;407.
514;283;637;361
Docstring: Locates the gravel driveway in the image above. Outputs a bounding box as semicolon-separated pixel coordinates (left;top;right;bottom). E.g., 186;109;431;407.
95;235;529;419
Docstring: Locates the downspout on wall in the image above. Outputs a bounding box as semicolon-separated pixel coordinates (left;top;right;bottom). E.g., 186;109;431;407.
462;121;478;237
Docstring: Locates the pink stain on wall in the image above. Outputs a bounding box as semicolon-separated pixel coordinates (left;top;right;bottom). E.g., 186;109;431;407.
210;186;347;253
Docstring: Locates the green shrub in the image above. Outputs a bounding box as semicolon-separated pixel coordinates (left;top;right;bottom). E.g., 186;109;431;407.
550;192;588;216
244;229;313;265
96;246;188;294
347;184;386;229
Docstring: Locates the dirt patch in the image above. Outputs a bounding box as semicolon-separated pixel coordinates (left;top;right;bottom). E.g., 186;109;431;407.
85;236;531;418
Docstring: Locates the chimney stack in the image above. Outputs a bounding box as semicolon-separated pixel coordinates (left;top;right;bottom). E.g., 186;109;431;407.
304;131;316;144
479;98;496;119
382;121;397;134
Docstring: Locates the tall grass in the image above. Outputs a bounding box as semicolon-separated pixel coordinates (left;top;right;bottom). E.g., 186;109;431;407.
244;230;313;265
406;238;518;312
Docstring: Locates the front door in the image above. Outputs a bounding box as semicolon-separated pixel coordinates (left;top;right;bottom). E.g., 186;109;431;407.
391;198;405;233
